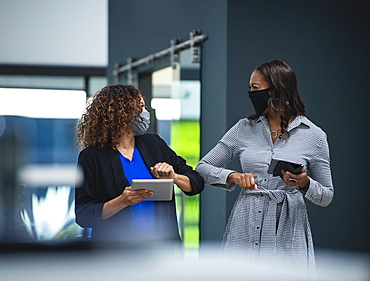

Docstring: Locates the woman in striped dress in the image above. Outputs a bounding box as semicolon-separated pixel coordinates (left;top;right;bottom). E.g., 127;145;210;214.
196;59;334;280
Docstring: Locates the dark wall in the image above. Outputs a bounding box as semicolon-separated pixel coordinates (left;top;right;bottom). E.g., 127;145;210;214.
226;0;370;252
108;0;370;252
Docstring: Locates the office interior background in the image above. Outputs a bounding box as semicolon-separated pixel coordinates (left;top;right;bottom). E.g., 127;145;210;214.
0;0;369;280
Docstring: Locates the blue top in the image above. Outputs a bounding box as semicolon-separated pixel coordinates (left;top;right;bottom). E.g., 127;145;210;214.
119;147;155;233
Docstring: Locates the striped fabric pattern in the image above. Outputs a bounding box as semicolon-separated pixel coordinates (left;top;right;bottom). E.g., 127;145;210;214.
196;115;334;280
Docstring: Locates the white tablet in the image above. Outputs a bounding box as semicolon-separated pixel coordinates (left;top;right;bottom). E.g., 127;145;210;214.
131;179;174;201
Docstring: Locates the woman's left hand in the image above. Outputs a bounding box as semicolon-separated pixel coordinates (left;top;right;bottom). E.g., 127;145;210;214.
281;168;310;189
151;162;177;180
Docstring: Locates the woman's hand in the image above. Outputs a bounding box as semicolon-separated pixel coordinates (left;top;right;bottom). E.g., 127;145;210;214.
151;162;192;193
102;186;153;219
227;172;258;191
151;162;177;180
281;168;310;189
120;186;154;205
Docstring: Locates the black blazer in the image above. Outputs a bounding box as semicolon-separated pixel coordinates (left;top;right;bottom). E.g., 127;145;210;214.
75;134;204;241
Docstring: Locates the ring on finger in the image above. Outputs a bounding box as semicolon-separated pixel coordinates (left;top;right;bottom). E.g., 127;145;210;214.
251;178;255;183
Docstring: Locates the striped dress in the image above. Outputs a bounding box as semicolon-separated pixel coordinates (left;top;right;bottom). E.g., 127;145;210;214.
196;115;334;280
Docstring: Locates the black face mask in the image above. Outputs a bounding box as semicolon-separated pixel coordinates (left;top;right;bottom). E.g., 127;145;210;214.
248;87;271;116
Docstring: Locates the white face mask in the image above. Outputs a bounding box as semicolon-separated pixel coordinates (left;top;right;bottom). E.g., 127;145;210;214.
131;111;150;135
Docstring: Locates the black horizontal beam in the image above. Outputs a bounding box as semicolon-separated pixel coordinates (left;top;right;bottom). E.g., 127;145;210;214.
0;64;107;77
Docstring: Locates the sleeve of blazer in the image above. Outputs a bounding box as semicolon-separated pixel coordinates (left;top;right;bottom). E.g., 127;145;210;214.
74;148;105;228
141;134;204;196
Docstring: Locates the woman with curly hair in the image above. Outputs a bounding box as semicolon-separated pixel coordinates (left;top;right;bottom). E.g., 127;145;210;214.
196;59;334;279
75;85;204;243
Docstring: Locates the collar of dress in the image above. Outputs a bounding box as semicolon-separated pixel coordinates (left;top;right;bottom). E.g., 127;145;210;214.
257;115;311;131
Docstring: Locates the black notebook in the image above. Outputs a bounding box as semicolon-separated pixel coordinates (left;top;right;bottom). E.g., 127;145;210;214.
267;159;303;179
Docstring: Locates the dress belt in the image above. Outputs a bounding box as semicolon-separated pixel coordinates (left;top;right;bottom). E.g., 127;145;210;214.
244;187;299;259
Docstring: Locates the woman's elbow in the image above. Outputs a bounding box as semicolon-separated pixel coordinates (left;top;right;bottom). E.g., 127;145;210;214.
185;174;205;196
75;215;86;228
317;189;334;207
75;208;96;228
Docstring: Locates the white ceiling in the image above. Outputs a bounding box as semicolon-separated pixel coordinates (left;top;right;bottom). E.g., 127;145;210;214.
0;0;108;67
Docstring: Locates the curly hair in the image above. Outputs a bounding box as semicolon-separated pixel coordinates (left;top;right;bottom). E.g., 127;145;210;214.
248;59;306;139
76;85;143;149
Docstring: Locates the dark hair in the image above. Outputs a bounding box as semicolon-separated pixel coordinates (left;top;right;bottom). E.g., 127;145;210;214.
248;59;306;139
76;85;142;149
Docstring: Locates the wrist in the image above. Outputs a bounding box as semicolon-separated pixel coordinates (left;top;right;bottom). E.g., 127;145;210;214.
227;172;236;183
172;173;179;183
298;177;310;189
118;194;128;206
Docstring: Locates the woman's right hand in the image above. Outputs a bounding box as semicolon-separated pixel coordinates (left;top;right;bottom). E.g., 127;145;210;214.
102;187;154;219
120;186;154;205
227;172;258;191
